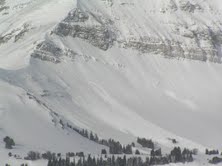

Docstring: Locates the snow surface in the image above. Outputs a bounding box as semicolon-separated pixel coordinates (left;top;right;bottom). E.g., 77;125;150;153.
0;0;222;165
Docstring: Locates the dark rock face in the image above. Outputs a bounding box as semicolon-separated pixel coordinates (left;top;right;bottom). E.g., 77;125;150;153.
31;40;76;63
120;27;222;63
179;0;202;13
0;23;30;45
31;41;62;63
54;8;116;51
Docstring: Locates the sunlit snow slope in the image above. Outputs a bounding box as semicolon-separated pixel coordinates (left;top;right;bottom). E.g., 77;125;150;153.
0;0;222;162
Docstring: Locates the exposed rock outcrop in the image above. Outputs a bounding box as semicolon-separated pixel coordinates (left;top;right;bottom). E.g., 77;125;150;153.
30;0;222;64
31;40;77;63
179;0;202;13
54;8;116;51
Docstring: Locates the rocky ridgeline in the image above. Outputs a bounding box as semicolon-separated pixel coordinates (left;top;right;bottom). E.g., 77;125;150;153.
119;25;222;62
32;0;222;63
0;23;30;45
31;40;77;63
118;0;221;63
32;8;117;63
54;8;116;51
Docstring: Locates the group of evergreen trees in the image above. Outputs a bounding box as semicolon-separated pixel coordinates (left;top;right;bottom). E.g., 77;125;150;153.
46;155;160;166
65;123;133;155
99;139;133;154
4;123;193;166
137;138;154;149
63;122;162;156
24;151;41;160
71;124;134;155
66;122;99;143
206;149;222;164
150;149;161;156
170;147;193;163
20;145;194;166
47;148;194;166
47;155;155;166
206;149;219;155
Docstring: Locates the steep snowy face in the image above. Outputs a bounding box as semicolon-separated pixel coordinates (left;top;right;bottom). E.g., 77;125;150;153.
26;0;222;150
32;0;222;64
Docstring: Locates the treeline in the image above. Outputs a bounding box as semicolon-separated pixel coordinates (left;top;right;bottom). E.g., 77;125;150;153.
47;155;166;166
137;137;154;149
62;121;161;156
64;121;134;155
46;147;193;166
137;137;161;157
206;149;220;155
99;139;133;154
23;151;86;161
170;147;193;163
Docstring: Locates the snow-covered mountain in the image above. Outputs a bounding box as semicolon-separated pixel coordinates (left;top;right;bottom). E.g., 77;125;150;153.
0;0;222;165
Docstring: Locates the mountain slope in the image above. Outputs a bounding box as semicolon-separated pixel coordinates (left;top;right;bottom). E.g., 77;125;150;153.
0;0;74;69
0;0;222;165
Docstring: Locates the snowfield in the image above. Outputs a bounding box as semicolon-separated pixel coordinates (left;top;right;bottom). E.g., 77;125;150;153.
0;0;222;165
